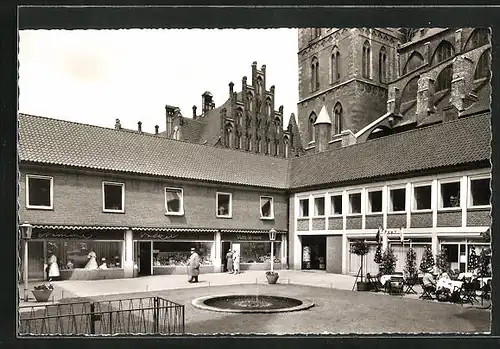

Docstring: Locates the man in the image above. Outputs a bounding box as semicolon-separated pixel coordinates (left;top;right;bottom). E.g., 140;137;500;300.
225;249;233;273
422;267;437;293
187;247;201;283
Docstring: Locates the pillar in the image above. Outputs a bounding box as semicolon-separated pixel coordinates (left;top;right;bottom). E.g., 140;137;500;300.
123;229;134;278
214;231;222;272
281;233;287;269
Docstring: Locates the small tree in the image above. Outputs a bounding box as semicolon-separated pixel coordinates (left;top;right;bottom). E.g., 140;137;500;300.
379;247;398;275
435;247;450;274
404;247;418;281
350;240;371;282
478;247;492;277
374;243;383;265
468;246;479;272
419;245;435;272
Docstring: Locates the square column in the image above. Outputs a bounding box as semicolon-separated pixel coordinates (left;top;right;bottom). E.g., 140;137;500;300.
123;229;134;278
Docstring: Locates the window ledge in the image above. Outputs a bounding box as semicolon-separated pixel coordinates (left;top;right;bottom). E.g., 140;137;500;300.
297;217;310;220
165;212;185;216
387;211;406;215
328;214;343;218
437;207;462;212
312;215;326;219
103;209;125;214
411;209;433;214
365;212;383;216
260;216;275;220
466;205;491;211
346;213;362;217
217;215;233;219
26;205;53;211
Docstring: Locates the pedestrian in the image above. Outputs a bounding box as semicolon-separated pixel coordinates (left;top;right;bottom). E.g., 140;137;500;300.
47;252;60;281
226;249;233;273
187;247;201;283
232;249;240;274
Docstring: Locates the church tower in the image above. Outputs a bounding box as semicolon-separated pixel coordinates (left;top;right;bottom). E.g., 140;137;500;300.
297;28;402;153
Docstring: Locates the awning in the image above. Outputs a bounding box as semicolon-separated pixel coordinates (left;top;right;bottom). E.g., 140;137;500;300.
32;225;128;230
132;227;218;233
220;229;287;234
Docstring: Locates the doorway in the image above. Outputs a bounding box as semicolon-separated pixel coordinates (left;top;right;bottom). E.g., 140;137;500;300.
138;241;152;276
301;235;326;270
28;241;45;280
221;241;232;272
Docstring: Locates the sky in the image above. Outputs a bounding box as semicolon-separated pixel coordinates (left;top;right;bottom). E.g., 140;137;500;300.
18;29;299;134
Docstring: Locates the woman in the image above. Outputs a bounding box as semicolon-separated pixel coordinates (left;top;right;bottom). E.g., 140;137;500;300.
232;249;240;274
85;250;98;269
47;253;60;281
225;249;233;273
187;248;201;283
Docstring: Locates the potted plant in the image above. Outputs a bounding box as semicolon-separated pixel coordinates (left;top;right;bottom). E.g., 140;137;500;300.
350;240;371;291
265;271;279;284
404;247;418;285
32;283;54;302
380;247;397;275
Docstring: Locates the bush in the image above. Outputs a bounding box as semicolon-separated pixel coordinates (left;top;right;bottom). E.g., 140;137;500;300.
379;247;397;275
404;248;418;280
33;283;54;291
266;271;279;276
419;245;435;272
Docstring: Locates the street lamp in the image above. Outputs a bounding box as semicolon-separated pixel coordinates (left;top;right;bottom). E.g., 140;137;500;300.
269;228;277;273
20;223;33;302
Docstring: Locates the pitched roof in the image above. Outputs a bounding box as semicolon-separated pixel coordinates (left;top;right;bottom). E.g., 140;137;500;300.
288;113;491;190
19;114;289;189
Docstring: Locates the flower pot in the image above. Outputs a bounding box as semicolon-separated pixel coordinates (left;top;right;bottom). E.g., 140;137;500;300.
32;289;53;302
266;274;279;284
356;281;370;292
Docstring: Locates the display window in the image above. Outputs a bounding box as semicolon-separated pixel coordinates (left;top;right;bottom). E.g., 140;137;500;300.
152;241;214;266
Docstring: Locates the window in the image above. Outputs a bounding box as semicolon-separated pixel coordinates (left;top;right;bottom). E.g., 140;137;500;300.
349;192;361;214
284;137;290;158
275;140;280;157
465;28;489;51
401;76;419;103
102;182;124;212
435;65;453;92
362;41;371;78
413;185;431;211
311;57;319;92
469;177;491;207
26;175;53;209
216;192;232;217
308;112;317;143
153;241;214;266
440;181;461;209
333;103;342;136
389;188;406;212
240;241;281;264
225;124;233;147
165;187;183;215
275;118;281;134
248;94;253;112
368;190;382;213
236;110;243;125
314;197;325;216
379;46;387;83
235;133;241;150
266;99;272;116
246;134;252;151
331;47;340;82
432;41;454;64
48;240;123;270
256;76;263;95
403;51;424;75
474;49;491;80
330;194;343;215
299;198;310;217
260;196;274;219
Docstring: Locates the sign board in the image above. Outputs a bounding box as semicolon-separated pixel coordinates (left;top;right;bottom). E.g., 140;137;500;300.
133;231;214;241
32;230;124;240
221;233;269;241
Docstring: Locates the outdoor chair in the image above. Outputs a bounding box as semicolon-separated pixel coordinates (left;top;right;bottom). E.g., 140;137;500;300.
366;273;382;292
419;280;435;300
388;276;404;296
458;278;479;305
403;277;418;295
480;279;492;309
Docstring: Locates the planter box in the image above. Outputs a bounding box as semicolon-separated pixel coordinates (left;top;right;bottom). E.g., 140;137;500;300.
32;289;53;302
60;268;125;280
240;263;282;271
356;281;370;292
153;265;214;275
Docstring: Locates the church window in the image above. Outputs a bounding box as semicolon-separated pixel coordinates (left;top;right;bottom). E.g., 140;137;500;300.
403;51;424;75
432;41;454;64
465;28;489;51
362;41;371;79
379;46;388;83
311;57;320;92
333;103;343;136
474;49;491;80
308;112;317;143
435;65;452;92
331;46;340;83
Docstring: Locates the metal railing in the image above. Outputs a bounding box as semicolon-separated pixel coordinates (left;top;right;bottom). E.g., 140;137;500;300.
19;296;184;335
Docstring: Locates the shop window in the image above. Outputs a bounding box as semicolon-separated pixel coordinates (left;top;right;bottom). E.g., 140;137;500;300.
349;192;361;214
299;198;309;217
440;181;461;208
49;240;123;270
260;196;274;219
102;182;124;212
368;190;382;213
469;177;491;207
330;194;343;215
413;185;432;210
216;192;232;218
165;187;184;215
240;241;281;264
389;188;406;212
153;241;214;266
314;197;325;216
26;175;53;209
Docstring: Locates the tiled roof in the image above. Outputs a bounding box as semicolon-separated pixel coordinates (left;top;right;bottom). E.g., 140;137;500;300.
288;113;491;190
179;117;206;143
19;114;289;189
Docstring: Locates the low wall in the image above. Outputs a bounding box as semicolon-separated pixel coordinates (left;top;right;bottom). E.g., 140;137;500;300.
240;263;282;271
152;265;215;275
59;268;125;280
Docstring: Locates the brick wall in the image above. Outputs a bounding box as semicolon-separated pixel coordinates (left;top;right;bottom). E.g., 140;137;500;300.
387;213;407;228
346;216;362;230
20;166;288;231
328;217;343;230
436;211;462;227
467;209;491;226
297;219;309;231
410;213;433;228
365;214;383;229
312;218;326;230
326;235;342;273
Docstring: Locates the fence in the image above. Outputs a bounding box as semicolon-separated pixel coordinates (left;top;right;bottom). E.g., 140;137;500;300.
19;296;184;335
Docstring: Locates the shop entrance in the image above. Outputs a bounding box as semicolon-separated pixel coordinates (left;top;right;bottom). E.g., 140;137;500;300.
301;235;326;270
138;241;152;276
221;241;231;272
28;241;45;280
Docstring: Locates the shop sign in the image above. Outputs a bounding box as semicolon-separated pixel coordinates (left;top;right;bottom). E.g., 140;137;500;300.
222;233;268;241
35;232;94;240
134;231;214;241
32;229;125;240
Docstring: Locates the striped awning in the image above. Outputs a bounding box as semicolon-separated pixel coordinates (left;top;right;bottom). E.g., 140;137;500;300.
32;225;128;230
132;227;218;233
220;229;287;234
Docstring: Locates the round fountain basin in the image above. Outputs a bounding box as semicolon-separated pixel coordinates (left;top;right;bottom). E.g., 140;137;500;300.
191;294;314;313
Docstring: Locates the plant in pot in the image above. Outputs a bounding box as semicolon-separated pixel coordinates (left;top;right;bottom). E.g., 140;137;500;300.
350;240;371;291
265;270;279;284
380;247;397;275
32;283;54;302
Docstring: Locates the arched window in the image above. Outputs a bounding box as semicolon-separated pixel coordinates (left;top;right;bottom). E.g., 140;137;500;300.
257;138;262;153
266;99;272;116
311;57;319;92
333;103;343;136
331;46;340;83
275;140;280;156
256;76;263;95
284;137;290;158
275;118;281;134
247;93;253;112
266;139;271;155
432;41;454;64
246;134;252;151
308;112;317;143
474;49;491;80
362;41;371;78
235;133;241;150
379;46;388;83
465;28;490;51
225;124;233;148
435;65;453;92
236;109;243;126
403;51;425;75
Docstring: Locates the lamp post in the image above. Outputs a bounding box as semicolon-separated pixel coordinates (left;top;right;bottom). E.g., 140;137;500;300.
269;228;277;272
20;223;33;302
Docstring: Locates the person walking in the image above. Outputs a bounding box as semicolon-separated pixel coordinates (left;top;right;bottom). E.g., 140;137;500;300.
187;247;201;283
47;252;60;281
232;249;240;274
225;249;233;273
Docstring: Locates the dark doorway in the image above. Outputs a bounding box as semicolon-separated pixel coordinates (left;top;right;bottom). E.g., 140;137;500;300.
222;241;231;272
301;235;327;270
138;242;152;276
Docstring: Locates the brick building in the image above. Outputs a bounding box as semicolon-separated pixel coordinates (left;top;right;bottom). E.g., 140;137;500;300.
18;27;491;280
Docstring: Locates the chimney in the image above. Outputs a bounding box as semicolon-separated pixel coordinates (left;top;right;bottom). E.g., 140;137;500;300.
115;118;121;130
314;105;332;153
229;82;234;95
192;105;197;119
242;76;247;91
137;121;142;133
416;76;436;125
387;86;401;115
155;125;159;135
202;91;214;116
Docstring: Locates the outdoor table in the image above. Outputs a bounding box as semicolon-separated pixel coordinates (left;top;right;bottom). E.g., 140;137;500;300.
457;272;474;280
380;274;401;287
436;279;463;293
